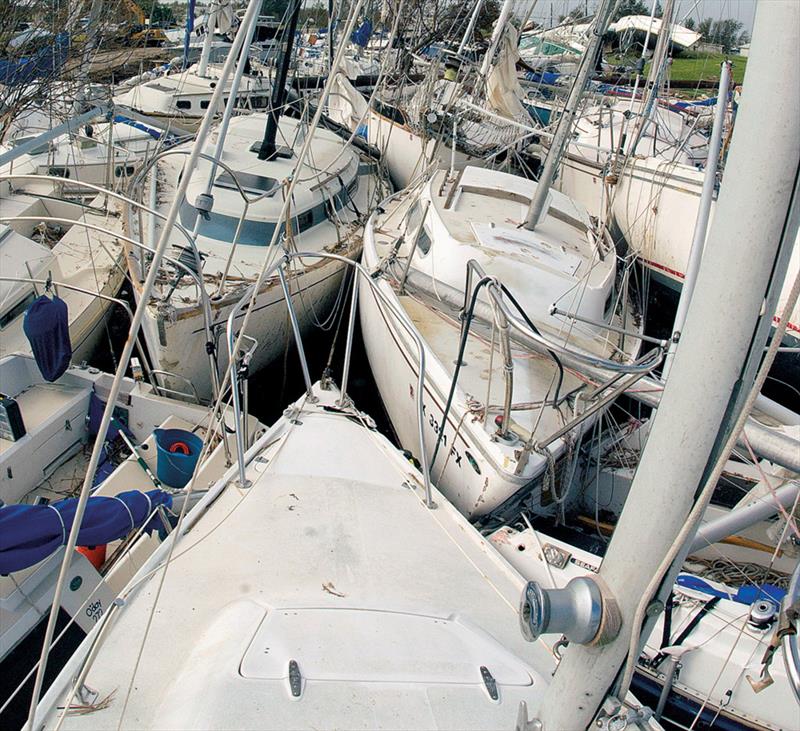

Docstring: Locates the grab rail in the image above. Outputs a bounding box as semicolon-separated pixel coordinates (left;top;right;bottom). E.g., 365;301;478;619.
149;370;201;404
458;259;665;440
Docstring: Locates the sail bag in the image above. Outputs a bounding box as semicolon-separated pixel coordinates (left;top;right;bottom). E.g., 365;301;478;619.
23;294;72;381
0;489;173;574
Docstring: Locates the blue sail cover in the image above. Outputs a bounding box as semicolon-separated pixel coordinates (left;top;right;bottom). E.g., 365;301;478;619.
351;19;373;48
0;490;172;575
113;115;183;147
0;32;70;87
677;573;786;607
23;295;72;382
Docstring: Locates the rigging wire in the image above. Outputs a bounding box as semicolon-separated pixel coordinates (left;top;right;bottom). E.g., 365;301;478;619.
616;259;800;703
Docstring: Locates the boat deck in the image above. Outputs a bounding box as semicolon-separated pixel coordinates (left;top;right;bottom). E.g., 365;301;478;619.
43;390;558;730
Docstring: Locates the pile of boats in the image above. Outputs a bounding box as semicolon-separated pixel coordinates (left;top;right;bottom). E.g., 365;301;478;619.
1;0;798;729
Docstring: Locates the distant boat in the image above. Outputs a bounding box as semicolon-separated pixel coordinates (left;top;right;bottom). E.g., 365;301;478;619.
114;60;273;130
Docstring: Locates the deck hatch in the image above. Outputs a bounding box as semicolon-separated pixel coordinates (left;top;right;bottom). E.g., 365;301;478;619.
240;608;534;686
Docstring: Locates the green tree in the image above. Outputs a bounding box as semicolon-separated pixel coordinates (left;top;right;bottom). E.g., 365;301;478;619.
137;0;176;25
475;0;500;35
697;17;713;39
443;0;500;38
697;17;747;52
612;0;649;21
712;18;746;51
261;0;291;17
559;6;587;23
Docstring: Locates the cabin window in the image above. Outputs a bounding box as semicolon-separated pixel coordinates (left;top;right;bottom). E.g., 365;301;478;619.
176;100;191;110
0;291;36;329
200;100;210;109
48;167;70;178
214;170;279;197
115;164;136;178
416;226;431;255
252;96;267;109
407;203;431;256
295;209;314;234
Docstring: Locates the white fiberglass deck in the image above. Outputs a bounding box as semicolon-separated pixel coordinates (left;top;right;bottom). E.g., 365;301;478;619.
39;388;556;730
407;167;620;349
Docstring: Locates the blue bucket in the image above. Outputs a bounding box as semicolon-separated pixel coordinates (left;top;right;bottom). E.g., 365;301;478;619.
153;428;203;488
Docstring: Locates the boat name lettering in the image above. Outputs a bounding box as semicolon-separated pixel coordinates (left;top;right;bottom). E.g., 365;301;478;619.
85;600;104;623
421;401;463;468
569;557;599;573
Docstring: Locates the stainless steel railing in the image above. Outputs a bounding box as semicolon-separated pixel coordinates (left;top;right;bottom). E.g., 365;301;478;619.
225;251;434;508
460;259;666;437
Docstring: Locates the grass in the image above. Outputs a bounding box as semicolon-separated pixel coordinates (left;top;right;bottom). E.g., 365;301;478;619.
656;52;748;84
606;51;748;86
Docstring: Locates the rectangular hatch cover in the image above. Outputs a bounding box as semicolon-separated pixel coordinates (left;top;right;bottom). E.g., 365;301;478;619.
239;608;534;686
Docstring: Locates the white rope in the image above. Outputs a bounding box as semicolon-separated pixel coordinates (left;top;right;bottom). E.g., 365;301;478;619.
47;504;67;547
111;496;136;533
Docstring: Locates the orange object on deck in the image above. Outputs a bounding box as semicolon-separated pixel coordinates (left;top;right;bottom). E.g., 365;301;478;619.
76;544;107;570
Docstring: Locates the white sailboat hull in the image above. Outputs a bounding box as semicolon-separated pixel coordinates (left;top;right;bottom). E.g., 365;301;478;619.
358;173;599;520
558;152;706;285
359;165;643;521
358;262;539;519
325;77;478;190
138;252;354;403
557;152;800;346
360;110;479;190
